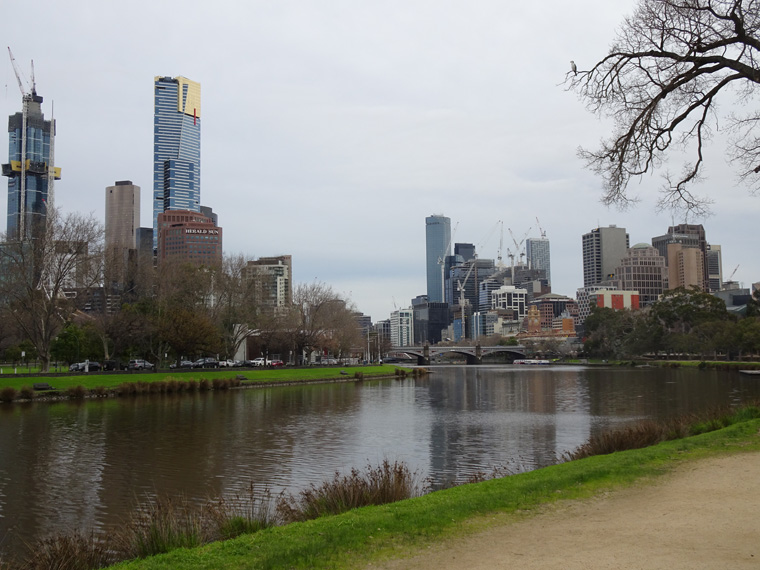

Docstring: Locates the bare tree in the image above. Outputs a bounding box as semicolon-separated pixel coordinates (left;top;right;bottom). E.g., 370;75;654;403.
0;209;104;371
282;282;360;364
568;0;760;214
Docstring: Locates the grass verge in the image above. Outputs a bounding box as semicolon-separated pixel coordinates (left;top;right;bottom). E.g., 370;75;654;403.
0;365;400;395
104;418;760;570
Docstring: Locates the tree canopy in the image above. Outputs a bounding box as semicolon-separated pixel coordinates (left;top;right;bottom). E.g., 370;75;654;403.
569;0;760;214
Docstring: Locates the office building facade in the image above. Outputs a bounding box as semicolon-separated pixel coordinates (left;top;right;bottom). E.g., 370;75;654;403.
526;237;551;284
652;223;708;290
425;215;451;303
706;244;722;292
156;209;222;266
153;76;201;249
105;180;140;287
613;243;667;307
582;226;629;287
3;88;60;241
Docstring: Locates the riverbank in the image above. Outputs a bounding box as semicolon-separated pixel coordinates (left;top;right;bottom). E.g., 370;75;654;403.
106;417;760;570
0;364;410;403
372;451;760;570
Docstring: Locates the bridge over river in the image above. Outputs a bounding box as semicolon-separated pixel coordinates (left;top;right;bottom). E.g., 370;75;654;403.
388;344;527;365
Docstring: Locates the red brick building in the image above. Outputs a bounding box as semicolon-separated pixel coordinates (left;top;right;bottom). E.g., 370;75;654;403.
156;209;222;266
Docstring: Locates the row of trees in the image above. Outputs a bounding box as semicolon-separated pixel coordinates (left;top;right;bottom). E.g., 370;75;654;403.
0;210;365;371
584;287;760;359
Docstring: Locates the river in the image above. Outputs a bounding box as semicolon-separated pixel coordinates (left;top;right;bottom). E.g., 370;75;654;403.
1;364;758;557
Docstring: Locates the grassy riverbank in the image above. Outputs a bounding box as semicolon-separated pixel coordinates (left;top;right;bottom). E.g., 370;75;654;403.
103;416;760;570
0;365;401;394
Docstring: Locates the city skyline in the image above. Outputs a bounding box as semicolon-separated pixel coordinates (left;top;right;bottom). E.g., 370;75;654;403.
2;0;759;322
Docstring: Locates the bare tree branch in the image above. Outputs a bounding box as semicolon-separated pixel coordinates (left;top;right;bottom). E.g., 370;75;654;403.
567;0;760;213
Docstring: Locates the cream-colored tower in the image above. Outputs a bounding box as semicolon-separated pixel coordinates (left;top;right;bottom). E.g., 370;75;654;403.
105;180;140;286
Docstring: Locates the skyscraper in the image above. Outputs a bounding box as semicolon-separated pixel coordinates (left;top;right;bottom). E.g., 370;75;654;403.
153;75;201;249
526;237;551;284
3;86;60;241
613;243;667;306
105;180;140;287
582;226;629;287
425;215;451;303
651;223;708;290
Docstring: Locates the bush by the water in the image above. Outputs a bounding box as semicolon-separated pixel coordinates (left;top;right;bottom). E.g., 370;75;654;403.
276;459;420;523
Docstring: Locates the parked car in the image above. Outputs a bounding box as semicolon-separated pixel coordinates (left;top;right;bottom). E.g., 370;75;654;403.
170;360;193;369
69;361;101;372
250;357;270;367
270;359;285;367
128;359;154;371
218;359;235;368
192;357;219;368
102;360;120;371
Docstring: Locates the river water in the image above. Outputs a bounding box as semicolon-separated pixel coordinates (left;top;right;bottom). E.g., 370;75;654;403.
1;364;758;557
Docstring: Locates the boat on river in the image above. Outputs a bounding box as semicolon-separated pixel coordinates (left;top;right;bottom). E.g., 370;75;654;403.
739;370;760;376
513;359;551;365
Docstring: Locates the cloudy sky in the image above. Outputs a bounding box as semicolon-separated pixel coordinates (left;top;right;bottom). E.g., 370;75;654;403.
3;0;758;321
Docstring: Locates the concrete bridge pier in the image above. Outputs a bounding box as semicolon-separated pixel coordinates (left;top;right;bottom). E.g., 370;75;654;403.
416;344;431;366
466;344;483;365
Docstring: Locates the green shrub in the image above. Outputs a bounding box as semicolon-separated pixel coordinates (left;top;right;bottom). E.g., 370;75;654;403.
0;387;17;403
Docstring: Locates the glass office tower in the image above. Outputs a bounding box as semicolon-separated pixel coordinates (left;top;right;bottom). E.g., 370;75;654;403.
153;76;201;249
3;90;60;241
425;215;451;303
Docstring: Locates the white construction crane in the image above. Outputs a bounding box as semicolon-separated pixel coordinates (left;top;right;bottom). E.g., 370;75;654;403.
437;221;458;302
456;256;477;340
507;226;531;279
535;217;546;238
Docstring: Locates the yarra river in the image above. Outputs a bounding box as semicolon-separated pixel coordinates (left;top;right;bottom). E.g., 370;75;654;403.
1;364;759;556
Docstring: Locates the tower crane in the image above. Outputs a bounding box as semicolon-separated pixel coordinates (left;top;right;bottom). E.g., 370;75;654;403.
437;221;458;302
728;265;739;282
535;217;546;238
507;226;531;280
456;255;477;340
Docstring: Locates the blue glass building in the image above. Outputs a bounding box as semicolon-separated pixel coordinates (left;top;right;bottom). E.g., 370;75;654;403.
425;215;451;303
153;76;201;249
2;90;60;241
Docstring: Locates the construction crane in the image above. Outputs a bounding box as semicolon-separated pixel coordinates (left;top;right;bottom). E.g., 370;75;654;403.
437;221;458;302
728;265;739;282
535;217;546;238
497;220;505;268
507;226;531;279
456;256;477;340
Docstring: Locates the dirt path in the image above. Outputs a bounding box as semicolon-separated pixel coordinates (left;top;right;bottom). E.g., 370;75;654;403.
371;452;760;569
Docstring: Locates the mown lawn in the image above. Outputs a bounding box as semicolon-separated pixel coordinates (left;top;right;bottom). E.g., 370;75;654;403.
107;418;760;570
0;365;400;392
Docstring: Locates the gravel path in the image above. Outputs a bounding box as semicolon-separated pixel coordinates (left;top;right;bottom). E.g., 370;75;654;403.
370;452;760;569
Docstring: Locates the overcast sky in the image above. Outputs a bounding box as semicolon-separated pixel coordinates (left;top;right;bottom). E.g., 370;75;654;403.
3;0;758;322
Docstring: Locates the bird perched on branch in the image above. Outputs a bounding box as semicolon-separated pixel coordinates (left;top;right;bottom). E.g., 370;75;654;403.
570;60;577;75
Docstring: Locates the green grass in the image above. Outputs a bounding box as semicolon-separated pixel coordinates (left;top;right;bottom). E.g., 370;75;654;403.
0;365;399;393
105;418;760;570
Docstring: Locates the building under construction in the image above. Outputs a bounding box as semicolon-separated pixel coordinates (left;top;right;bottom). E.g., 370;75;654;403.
2;50;60;241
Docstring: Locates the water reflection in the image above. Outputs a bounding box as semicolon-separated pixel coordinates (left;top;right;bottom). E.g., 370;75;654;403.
1;365;758;557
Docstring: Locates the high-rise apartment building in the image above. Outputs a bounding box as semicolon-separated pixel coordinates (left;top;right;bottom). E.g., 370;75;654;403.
706;244;722;292
3;86;60;241
652;223;708;290
613;243;667;306
243;256;293;310
153;76;201;249
105;180;140;287
582;226;629;287
526;237;551;284
667;243;705;290
425;215;451;303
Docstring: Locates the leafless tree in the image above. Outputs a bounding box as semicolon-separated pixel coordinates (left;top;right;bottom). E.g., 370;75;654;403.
282;282;361;364
0;209;104;371
568;0;760;215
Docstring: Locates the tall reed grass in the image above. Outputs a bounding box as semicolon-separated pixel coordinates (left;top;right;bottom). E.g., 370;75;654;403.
276;459;421;523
